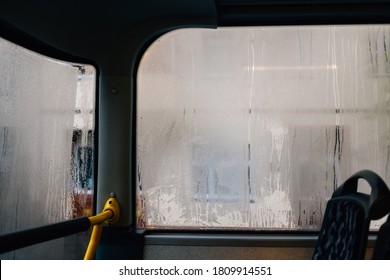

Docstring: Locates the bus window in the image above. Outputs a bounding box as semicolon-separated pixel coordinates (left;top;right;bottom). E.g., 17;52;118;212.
137;25;390;231
0;37;96;259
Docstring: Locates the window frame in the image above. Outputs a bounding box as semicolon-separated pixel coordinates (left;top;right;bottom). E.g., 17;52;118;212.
0;19;100;216
133;1;390;248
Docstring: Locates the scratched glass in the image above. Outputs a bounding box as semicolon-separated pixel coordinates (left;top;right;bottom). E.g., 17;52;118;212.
137;26;390;230
0;37;95;259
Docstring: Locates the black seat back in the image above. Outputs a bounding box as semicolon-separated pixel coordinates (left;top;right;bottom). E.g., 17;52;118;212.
313;170;390;260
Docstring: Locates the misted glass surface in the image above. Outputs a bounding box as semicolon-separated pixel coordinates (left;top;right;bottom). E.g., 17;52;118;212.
137;26;390;231
0;37;95;259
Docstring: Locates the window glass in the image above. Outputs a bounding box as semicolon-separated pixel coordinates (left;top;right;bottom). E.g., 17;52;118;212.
0;37;95;259
137;26;390;231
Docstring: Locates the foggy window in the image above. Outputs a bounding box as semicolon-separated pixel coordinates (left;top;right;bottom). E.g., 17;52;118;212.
0;37;95;258
137;26;390;231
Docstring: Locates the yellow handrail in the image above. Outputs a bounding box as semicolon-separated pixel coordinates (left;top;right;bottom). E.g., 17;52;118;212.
84;193;120;260
84;223;104;260
89;211;113;226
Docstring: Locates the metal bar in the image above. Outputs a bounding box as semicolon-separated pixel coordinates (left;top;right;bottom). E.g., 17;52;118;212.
0;217;91;254
144;233;378;248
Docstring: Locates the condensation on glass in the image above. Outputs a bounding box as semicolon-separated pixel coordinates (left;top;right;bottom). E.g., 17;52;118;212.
137;26;390;231
0;37;95;259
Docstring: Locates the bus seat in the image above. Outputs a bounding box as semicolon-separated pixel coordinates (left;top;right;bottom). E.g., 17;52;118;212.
312;170;390;260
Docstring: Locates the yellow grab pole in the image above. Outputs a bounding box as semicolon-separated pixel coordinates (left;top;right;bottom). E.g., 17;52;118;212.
89;211;113;226
84;223;104;260
84;193;120;260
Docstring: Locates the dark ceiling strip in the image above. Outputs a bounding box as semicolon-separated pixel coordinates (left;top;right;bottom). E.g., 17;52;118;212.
0;18;97;67
217;3;390;26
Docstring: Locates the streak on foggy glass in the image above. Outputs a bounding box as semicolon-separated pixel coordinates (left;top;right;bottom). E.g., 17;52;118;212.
0;37;95;259
137;26;390;231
